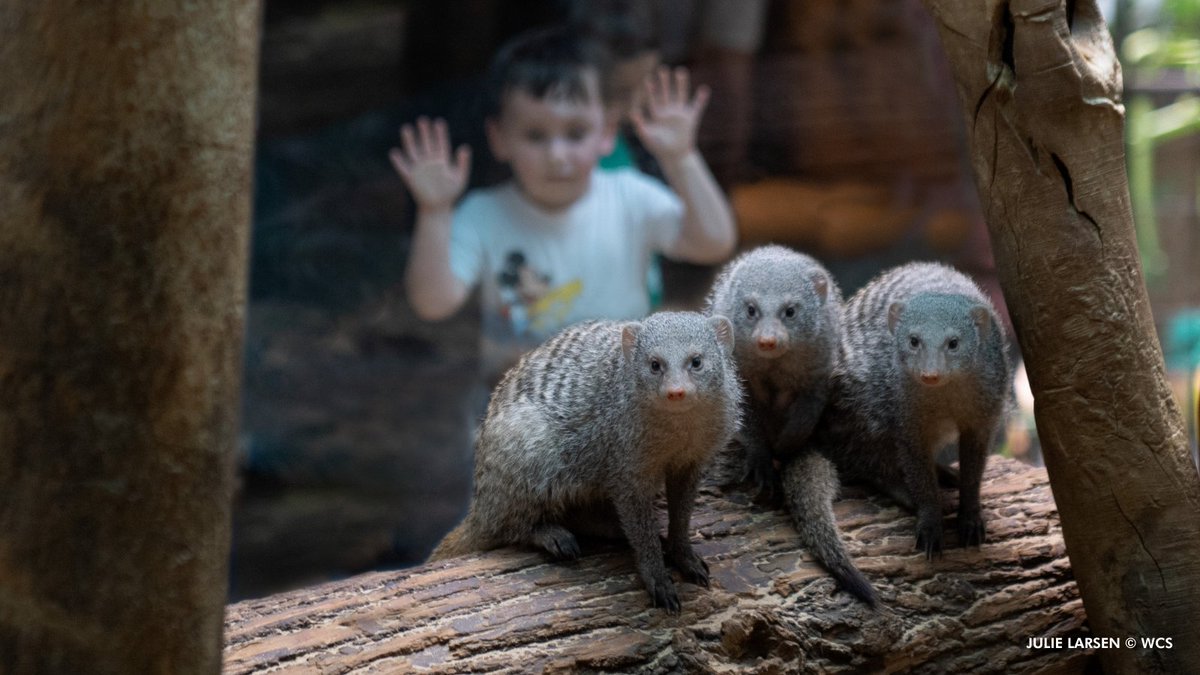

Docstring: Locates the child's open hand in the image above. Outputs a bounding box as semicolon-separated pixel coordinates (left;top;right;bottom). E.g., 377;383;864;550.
630;67;710;163
389;117;471;212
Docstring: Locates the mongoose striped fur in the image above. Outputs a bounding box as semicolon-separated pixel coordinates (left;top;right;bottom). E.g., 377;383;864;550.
707;245;841;486
707;245;877;605
819;262;1013;558
429;312;742;613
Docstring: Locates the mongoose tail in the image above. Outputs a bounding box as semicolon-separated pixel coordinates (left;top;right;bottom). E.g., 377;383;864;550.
427;518;478;562
781;452;879;607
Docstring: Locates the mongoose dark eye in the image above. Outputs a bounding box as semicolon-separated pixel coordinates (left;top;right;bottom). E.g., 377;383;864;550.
690;356;703;370
784;305;796;319
909;336;920;349
649;358;662;374
746;304;757;319
947;337;959;350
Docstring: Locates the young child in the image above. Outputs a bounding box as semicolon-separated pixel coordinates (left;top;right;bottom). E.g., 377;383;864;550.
569;0;663;173
390;26;736;387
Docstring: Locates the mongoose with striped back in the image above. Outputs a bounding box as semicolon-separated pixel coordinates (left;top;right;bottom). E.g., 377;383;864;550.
819;262;1013;557
429;311;742;613
706;245;877;605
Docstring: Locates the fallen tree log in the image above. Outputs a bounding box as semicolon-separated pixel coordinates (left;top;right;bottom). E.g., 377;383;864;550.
224;455;1092;673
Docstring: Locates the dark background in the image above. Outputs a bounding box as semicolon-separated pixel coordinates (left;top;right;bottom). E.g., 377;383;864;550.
232;0;1200;600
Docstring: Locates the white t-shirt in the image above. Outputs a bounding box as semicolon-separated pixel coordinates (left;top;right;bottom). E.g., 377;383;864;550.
449;168;684;383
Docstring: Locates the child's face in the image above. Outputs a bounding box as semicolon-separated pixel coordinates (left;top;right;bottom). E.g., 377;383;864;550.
486;74;614;211
606;51;660;122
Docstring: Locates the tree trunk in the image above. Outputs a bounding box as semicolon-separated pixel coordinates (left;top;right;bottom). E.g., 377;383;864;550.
0;3;260;673
919;1;1200;672
224;456;1092;674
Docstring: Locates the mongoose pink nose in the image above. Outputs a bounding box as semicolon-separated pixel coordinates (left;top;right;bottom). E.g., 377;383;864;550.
757;337;777;351
919;373;942;386
666;388;687;401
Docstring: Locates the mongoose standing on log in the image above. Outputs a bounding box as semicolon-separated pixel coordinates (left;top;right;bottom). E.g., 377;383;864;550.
429;312;741;613
706;246;841;489
707;245;877;606
821;262;1013;558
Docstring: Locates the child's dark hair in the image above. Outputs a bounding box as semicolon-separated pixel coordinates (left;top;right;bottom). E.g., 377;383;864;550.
484;25;609;118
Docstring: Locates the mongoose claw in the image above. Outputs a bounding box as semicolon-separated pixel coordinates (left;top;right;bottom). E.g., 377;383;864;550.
916;520;944;560
553;537;581;560
648;576;682;614
532;524;581;560
668;548;710;588
957;510;986;547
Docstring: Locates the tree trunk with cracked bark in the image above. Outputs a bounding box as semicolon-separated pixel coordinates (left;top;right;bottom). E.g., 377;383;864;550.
0;3;260;673
224;456;1092;673
920;1;1200;672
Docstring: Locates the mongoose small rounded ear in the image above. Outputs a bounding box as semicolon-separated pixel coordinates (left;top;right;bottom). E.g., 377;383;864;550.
887;302;905;334
709;315;735;352
971;306;992;339
621;322;642;360
811;272;829;305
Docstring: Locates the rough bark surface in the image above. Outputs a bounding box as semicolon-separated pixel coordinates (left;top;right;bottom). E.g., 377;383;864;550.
225;456;1092;674
919;1;1200;672
0;3;259;673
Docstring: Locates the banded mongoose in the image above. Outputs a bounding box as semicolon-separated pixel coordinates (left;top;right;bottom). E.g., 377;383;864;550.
706;245;841;488
822;262;1012;558
706;245;877;606
429;312;742;613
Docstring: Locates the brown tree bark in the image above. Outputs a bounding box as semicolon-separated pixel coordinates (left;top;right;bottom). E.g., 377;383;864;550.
0;3;260;673
224;457;1092;674
920;1;1200;672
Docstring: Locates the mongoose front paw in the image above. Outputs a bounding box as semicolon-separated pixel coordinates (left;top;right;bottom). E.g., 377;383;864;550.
957;508;986;547
667;547;710;588
915;519;944;560
647;575;682;614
